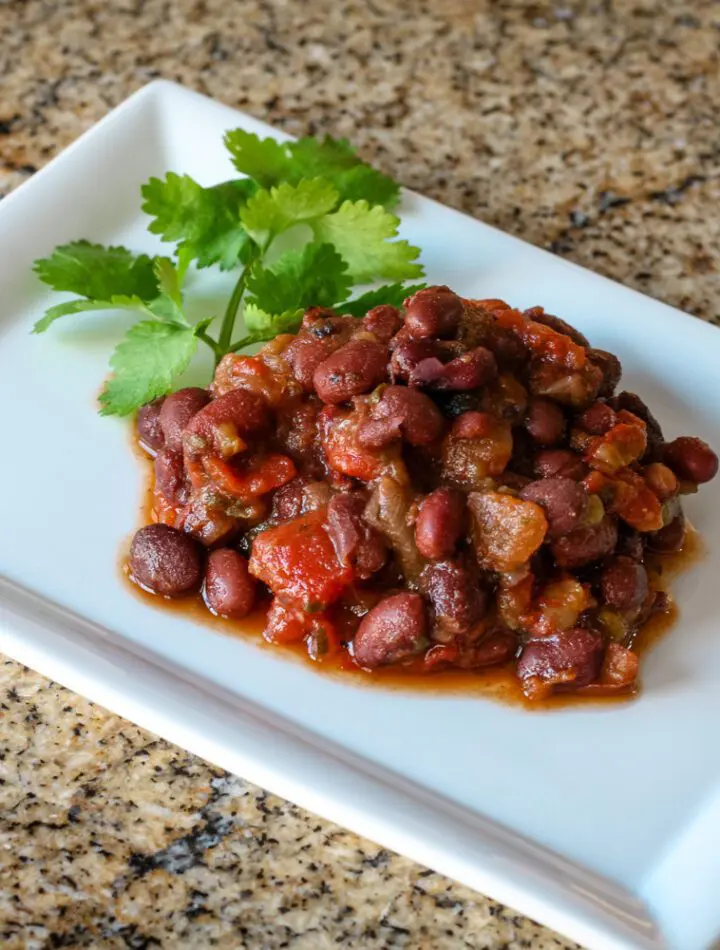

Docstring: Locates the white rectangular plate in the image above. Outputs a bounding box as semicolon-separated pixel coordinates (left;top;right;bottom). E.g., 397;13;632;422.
1;81;719;950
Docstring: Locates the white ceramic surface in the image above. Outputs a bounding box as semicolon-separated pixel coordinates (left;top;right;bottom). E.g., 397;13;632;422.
1;81;719;950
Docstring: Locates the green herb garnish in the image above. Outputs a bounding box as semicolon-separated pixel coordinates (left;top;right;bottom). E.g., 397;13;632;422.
32;131;425;416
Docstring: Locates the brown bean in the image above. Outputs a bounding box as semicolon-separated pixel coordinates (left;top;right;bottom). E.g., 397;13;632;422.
403;285;464;339
609;391;663;458
517;627;604;698
520;477;588;538
313;340;388;404
185;389;270;451
390;337;440;383
129;524;203;597
362;305;403;342
159;388;210;452
137;398;165;454
646;512;686;553
327;493;387;579
524;398;566;446
601;557;649;612
663;437;719;484
421;559;488;637
551;516;618;568
154;449;188;505
410;347;497;391
357;386;445;448
588;349;622;398
534;449;587;481
525;308;590;347
204;548;256;619
577;401;617;435
353;592;428;668
415;487;466;559
455;627;518;668
283;316;355;390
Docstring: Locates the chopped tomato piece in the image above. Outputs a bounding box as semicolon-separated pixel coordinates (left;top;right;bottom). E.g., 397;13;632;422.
204;453;297;500
585;421;647;474
250;508;354;610
319;406;386;481
492;307;587;370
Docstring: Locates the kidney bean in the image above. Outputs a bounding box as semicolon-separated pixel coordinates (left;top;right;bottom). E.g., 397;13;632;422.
414;347;497;392
525;308;590;348
284;315;355;390
390;337;440;383
520;477;588;538
353;592;428;668
421;559;489;637
313;340;388;404
663;436;718;485
517;626;604;698
203;548;256;619
646;512;686;553
357;386;445;448
326;492;387;579
159;388;210;452
524;398;566;446
601;556;649;612
271;476;329;522
534;449;587;481
588;349;622;398
129;524;203;597
415;487;466;559
185;389;270;453
577;401;616;435
137;398;165;454
362;305;403;342
403;285;464;339
551;516;618;568
456;627;518;668
617;529;644;561
154;449;188;505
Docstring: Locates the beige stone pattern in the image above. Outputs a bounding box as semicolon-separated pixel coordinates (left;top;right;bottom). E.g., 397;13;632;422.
1;0;718;946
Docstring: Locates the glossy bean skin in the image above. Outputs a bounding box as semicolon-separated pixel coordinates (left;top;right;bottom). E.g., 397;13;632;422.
137;398;165;454
588;349;622;398
551;516;618;568
520;477;588;538
204;548;256;619
159;388;210;452
403;285;464;339
410;347;497;391
326;492;387;580
390;337;440;383
646;512;686;553
663;437;719;484
524;398;566;446
600;557;649;612
534;449;588;481
357;386;445;448
283;314;354;390
154;449;188;505
421;559;488;637
129;524;203;597
415;487;466;559
353;592;428;668
517;626;604;698
313;340;388;404
577;401;617;435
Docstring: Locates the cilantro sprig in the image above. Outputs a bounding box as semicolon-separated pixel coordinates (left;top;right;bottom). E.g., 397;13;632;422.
33;131;425;416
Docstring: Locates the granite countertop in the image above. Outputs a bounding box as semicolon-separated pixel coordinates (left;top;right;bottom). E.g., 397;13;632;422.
1;1;718;947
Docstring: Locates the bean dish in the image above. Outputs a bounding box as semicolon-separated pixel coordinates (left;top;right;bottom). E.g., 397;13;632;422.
128;287;718;702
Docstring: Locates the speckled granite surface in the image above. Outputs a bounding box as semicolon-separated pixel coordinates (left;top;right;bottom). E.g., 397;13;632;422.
1;1;718;947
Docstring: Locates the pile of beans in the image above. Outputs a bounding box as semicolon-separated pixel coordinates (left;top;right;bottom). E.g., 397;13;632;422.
130;287;718;701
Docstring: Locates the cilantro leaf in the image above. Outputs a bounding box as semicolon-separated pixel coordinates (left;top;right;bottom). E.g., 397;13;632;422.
33;295;161;334
312;200;424;282
339;282;427;317
223;130;293;188
33;241;158;301
225;131;400;208
98;319;209;416
141;174;255;270
242;303;304;340
246;243;351;315
240;179;339;247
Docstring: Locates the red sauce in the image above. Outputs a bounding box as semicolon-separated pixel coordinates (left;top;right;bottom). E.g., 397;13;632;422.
125;441;702;710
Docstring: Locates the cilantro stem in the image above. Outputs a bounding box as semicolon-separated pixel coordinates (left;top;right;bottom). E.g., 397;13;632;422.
195;327;223;358
217;260;252;359
227;333;260;353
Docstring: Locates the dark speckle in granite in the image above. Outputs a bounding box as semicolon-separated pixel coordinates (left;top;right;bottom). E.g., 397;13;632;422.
1;1;718;947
